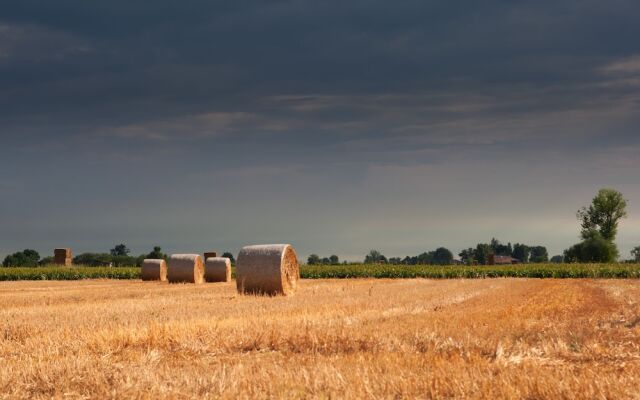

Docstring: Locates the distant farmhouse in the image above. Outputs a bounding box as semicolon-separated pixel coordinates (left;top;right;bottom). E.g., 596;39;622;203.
488;254;521;265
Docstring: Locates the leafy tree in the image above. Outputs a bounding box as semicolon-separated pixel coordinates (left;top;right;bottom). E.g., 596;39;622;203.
110;244;130;257
364;250;387;264
2;249;41;267
458;248;475;265
401;255;417;265
416;252;433;265
529;246;549;263
307;254;321;265
631;246;640;263
432;247;454;265
550;255;564;263
222;252;235;264
563;231;618;263
388;257;402;264
39;256;55;265
111;255;139;267
491;238;512;256
475;243;492;265
511;243;530;263
321;257;331;264
73;253;113;266
577;188;628;241
329;255;339;265
145;246;167;260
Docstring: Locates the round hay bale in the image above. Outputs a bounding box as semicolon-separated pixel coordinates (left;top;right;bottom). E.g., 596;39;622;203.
167;254;204;284
204;257;231;282
141;259;167;281
236;244;299;296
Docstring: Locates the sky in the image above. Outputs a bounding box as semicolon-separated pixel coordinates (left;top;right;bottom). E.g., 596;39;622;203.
1;0;639;261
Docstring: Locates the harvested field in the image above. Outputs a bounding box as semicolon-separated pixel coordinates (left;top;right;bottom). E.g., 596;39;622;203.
1;279;639;399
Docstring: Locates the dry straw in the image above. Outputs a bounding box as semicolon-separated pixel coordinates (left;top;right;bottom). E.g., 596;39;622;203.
236;244;299;296
54;248;72;266
204;257;231;282
141;259;167;281
167;254;204;284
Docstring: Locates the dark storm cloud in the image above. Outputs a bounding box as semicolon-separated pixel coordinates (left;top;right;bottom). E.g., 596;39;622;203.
2;0;640;144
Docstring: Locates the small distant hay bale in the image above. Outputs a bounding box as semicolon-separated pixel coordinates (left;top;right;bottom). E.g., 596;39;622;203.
204;251;218;260
204;257;231;282
141;259;167;281
167;254;204;284
236;244;299;296
54;248;72;266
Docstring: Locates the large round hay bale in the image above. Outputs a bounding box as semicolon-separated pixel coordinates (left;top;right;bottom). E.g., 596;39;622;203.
167;254;204;284
204;257;231;282
236;244;299;296
141;259;167;281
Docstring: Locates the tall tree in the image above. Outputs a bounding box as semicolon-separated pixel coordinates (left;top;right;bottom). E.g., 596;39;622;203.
307;254;321;265
529;246;549;263
577;188;628;241
632;246;640;263
364;250;387;264
458;248;475;265
475;243;492;265
222;252;236;264
110;244;130;257
146;246;166;260
432;247;454;265
329;255;339;265
511;243;530;263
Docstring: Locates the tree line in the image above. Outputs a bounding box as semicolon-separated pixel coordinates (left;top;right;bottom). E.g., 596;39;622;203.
3;189;638;267
360;239;548;266
2;245;236;268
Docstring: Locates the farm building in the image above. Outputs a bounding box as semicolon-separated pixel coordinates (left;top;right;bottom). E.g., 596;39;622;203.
487;254;521;265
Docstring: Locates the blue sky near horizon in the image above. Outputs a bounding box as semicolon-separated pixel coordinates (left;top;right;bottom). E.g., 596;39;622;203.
1;1;639;261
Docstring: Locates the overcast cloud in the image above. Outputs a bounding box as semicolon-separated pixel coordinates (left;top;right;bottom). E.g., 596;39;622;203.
1;0;639;260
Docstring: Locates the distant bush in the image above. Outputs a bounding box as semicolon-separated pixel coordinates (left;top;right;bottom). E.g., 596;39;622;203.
72;253;140;267
564;231;618;263
2;249;40;267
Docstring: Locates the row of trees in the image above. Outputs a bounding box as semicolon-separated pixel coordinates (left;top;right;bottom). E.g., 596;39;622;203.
307;254;340;265
458;239;548;265
2;190;636;267
361;240;548;266
2;245;236;267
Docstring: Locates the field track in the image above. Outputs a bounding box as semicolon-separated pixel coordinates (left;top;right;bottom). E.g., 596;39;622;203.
1;279;640;399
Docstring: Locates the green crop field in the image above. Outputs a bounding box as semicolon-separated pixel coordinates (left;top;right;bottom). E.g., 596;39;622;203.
1;263;640;281
302;263;640;279
0;266;140;281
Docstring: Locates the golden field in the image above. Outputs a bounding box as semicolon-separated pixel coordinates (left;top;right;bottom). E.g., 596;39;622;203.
1;278;639;399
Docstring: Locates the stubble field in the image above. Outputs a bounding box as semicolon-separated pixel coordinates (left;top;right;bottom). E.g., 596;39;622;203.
1;278;639;399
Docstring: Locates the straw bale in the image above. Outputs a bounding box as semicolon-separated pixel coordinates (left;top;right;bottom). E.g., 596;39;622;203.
141;259;167;281
204;257;231;282
236;244;299;295
54;248;72;266
167;254;204;284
